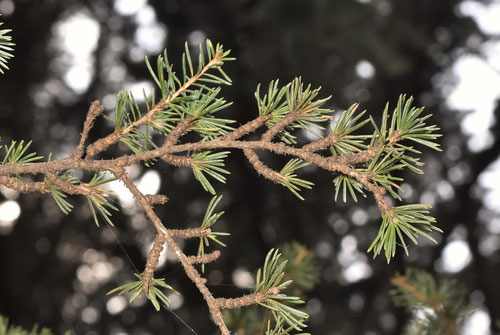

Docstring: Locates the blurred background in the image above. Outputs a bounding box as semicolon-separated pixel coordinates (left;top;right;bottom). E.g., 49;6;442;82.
0;0;500;334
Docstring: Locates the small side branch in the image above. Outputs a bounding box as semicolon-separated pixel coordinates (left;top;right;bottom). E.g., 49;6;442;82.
85;132;121;159
161;154;193;167
145;194;168;205
187;250;221;265
215;288;278;309
169;228;211;239
243;148;281;184
220;114;272;141
142;233;165;294
0;176;47;193
72;101;104;160
114;169;168;235
336;146;379;165
261;111;299;142
162;118;193;148
302;134;340;152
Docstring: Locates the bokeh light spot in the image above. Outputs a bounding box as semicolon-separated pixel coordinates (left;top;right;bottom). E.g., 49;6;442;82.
440;240;472;273
232;267;254;289
114;0;146;16
463;308;491;335
355;60;376;79
107;296;127;315
0;200;20;222
0;200;21;234
137;170;161;195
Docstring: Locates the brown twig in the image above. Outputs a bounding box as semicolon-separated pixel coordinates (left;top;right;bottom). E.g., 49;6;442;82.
219;114;272;141
162;117;193;148
161;154;193;167
169;227;211;239
302;134;340;152
0;175;47;193
72;101;104;160
111;168;230;334
261;110;300;142
187;250;221;265
145;194;169;205
142;233;165;294
215;288;278;309
243;148;282;184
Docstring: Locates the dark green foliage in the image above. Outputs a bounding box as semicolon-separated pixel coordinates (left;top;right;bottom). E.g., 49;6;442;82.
333;174;367;203
145;41;234;99
280;242;320;294
255;79;288;117
266;316;311;335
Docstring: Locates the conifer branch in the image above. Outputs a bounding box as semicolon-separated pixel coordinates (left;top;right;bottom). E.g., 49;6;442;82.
392;275;442;311
0;40;442;333
391;269;466;335
111;167;230;334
